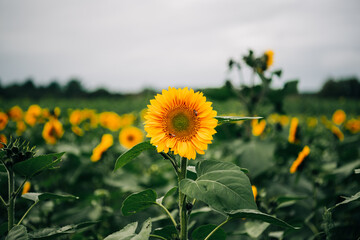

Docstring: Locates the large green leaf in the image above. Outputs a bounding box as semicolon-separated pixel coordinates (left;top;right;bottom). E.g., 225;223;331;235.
192;224;226;240
122;189;157;216
13;152;65;178
180;160;257;213
245;221;270;238
104;218;151;240
114;142;156;171
22;192;78;203
228;209;298;229
5;225;28;240
28;222;96;239
238;141;275;178
215;116;262;124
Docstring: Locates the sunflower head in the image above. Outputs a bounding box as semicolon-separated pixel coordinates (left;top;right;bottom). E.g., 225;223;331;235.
119;126;144;149
332;109;346;125
42;118;64;144
0;112;8;131
8;106;23;121
144;87;217;160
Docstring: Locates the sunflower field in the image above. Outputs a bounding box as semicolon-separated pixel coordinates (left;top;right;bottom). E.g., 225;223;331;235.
1;51;360;240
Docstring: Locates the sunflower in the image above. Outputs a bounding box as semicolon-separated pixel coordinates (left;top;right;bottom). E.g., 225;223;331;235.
42;118;64;144
144;87;217;160
331;125;344;141
16;121;27;136
22;181;31;195
264;50;274;69
25;105;42;126
0;112;8;131
290;145;310;173
345;118;360;134
332;109;346;125
288;117;299;144
8;106;23;121
119;126;144;149
251;119;266;136
0;134;7;148
252;185;258;201
91;134;113;162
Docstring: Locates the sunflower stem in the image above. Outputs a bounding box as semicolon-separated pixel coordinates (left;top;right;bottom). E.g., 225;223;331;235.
7;167;15;231
178;157;188;240
204;217;231;240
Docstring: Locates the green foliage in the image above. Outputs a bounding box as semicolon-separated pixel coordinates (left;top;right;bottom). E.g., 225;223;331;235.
104;218;151;240
21;192;78;203
192;224;226;240
28;222;96;239
215;116;262;123
5;225;28;240
13;152;65;178
121;189;157;216
180;160;257;212
114;142;156;171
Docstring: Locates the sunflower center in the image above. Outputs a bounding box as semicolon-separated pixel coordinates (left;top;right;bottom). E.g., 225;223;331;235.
165;107;199;139
127;135;134;142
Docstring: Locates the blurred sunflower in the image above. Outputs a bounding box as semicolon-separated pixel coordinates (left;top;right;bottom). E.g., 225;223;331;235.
119;126;144;149
290;145;310;173
91;134;113;162
331;125;344;141
8;106;23;121
0;112;8;130
22;181;31;195
71;125;84;136
288;117;299;144
16;121;27;136
264;50;274;69
251;119;266;136
0;134;7;148
332;109;346;125
25;105;42;126
42;118;64;144
69;110;83;125
99;112;122;131
345;118;360;134
252;185;258;201
144;87;217;160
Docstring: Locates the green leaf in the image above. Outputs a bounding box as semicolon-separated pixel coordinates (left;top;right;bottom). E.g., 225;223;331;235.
215;116;262;124
332;191;360;210
156;187;177;205
104;218;151;240
245;221;270;238
152;225;178;240
5;225;28;240
332;159;360;177
122;189;157;216
22;192;78;203
192;224;226;240
238;141;275;178
114;142;156;171
180;160;257;213
13;152;65;178
28;222;96;239
355;169;360;174
228;209;298;229
0;150;5;160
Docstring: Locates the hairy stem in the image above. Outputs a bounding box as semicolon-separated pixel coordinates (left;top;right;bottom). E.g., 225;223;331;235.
7;168;15;230
178;157;188;240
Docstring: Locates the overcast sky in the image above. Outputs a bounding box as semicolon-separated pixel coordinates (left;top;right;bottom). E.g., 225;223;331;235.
1;0;359;92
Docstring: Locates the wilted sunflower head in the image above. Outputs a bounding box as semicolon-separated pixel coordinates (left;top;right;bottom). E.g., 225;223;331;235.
144;87;218;160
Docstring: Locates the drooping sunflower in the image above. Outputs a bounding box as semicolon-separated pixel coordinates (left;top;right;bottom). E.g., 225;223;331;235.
119;126;144;149
144;87;218;160
290;145;310;173
288;117;299;144
264;50;274;69
91;134;114;162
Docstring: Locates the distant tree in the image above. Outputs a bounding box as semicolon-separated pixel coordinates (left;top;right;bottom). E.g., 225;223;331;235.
64;79;86;98
46;81;62;97
319;77;360;98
